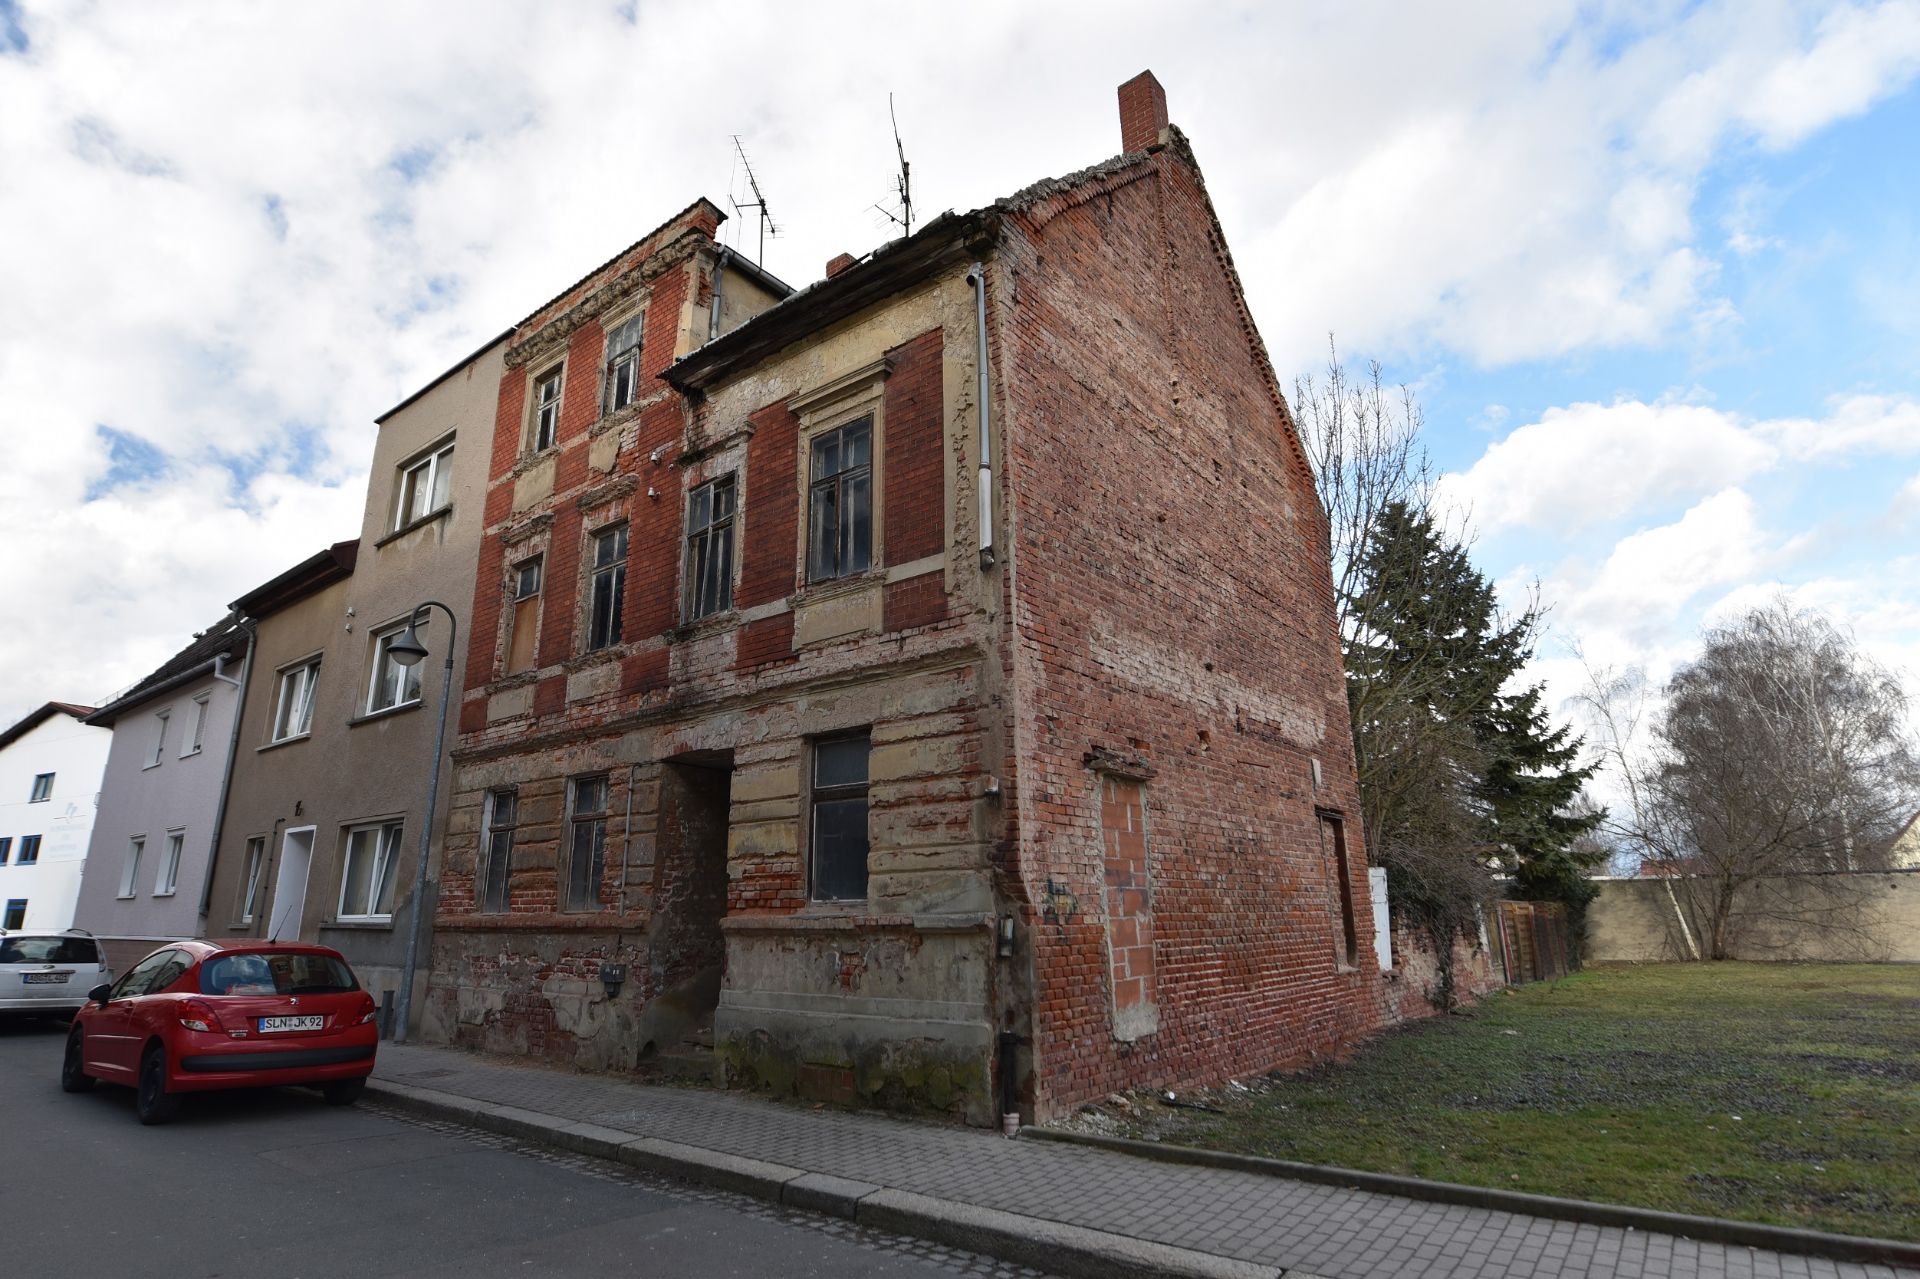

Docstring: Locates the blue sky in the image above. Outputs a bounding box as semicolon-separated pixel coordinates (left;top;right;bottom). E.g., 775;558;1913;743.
1;0;1916;769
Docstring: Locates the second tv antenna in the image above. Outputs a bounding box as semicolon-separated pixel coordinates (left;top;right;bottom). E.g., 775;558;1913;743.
731;136;778;267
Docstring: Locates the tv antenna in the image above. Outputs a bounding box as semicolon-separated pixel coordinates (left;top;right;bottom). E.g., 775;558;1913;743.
730;136;778;266
872;93;912;237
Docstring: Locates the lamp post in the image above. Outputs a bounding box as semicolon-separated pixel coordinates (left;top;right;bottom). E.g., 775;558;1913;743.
384;600;455;1045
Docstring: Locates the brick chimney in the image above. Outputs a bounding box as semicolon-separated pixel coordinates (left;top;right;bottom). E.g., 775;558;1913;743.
1118;71;1168;153
826;253;859;279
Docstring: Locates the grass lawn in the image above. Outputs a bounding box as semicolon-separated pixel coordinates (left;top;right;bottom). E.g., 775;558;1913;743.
1126;963;1920;1240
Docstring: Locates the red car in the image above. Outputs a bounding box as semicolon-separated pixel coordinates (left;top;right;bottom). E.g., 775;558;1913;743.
62;939;379;1124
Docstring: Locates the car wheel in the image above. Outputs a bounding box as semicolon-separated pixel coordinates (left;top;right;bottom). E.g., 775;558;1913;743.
61;1029;95;1093
135;1045;180;1125
322;1077;365;1107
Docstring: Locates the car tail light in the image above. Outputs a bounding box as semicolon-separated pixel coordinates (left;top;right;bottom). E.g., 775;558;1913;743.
356;994;378;1026
179;998;225;1033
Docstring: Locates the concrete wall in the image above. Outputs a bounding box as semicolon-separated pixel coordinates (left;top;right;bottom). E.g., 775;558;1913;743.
0;711;111;932
1587;871;1920;963
73;666;239;965
206;337;505;1027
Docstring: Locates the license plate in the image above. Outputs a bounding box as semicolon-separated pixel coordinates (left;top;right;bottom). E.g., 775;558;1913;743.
258;1015;325;1033
22;973;65;984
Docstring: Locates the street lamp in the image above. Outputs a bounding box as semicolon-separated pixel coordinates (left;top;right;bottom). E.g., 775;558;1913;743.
385;599;456;1045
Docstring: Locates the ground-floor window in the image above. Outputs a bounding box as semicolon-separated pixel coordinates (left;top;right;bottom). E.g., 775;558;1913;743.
480;789;517;914
339;821;403;922
1;899;24;930
809;734;870;901
565;776;609;912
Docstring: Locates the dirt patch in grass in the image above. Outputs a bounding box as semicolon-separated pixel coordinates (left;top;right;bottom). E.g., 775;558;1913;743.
1057;963;1920;1241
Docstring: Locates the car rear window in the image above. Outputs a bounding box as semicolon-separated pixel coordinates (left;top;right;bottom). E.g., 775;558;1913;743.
0;935;101;965
200;951;359;996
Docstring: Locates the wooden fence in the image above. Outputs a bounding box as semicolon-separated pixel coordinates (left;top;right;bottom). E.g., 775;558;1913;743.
1492;900;1573;984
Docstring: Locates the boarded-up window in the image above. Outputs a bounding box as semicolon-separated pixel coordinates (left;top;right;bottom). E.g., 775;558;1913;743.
1099;776;1158;1041
506;557;542;674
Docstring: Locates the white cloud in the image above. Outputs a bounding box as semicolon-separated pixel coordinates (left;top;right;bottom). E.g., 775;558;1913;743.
1440;392;1920;534
1437;399;1778;532
3;1;1920;724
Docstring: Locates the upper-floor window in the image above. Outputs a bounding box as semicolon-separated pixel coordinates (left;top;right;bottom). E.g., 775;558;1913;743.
810;734;871;902
564;775;609;912
685;475;736;621
506;556;543;674
339;820;403;922
367;620;426;714
271;658;320;743
586;524;628;652
808;417;872;583
0;837;11;865
602;312;644;414
394;439;455;530
184;693;210;756
530;367;562;452
146;709;170;768
17;835;41;866
28;773;52;802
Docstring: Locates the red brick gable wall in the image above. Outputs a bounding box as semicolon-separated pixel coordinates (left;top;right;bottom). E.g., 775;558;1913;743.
997;146;1384;1116
883;328;945;568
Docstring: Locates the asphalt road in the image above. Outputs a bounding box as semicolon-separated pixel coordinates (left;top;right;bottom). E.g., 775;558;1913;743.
0;1017;1043;1279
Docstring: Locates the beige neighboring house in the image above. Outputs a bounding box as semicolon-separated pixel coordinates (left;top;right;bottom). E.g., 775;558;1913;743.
1890;810;1920;870
203;334;506;1030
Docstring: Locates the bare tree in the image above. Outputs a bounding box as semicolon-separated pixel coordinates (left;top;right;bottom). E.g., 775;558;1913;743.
1580;601;1920;959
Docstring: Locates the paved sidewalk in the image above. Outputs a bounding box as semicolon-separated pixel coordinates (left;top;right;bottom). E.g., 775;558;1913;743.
369;1043;1916;1279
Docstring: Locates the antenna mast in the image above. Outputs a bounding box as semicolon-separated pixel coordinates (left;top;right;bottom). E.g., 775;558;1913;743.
730;136;778;267
873;94;913;236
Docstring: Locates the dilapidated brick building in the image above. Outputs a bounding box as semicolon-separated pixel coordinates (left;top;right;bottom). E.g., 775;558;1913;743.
425;72;1387;1123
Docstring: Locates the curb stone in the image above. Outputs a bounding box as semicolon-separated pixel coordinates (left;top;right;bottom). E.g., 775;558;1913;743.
363;1079;1297;1279
1021;1126;1920;1272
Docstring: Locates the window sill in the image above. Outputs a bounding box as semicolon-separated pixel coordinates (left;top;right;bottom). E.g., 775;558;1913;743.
374;505;452;549
27;797;49;804
115;893;136;901
153;890;177;899
180;748;201;760
669;609;741;643
348;700;422;728
324;918;394;930
792;569;885;608
512;445;561;477
142;761;163;771
256;733;311;754
722;910;992;936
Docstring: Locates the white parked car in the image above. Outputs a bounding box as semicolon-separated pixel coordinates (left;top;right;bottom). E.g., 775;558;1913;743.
0;930;113;1022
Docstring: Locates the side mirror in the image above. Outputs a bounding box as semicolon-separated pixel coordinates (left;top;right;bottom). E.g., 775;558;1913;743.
88;983;112;1006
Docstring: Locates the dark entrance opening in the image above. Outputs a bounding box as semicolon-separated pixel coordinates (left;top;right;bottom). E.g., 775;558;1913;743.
640;754;732;1079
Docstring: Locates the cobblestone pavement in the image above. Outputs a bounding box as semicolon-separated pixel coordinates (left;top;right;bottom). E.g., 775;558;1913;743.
374;1044;1918;1279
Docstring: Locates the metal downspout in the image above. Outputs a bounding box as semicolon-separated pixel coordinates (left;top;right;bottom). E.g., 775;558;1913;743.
966;263;996;570
708;248;729;342
196;618;257;925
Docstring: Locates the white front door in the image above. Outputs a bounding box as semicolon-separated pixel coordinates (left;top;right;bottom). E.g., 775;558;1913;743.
269;827;315;941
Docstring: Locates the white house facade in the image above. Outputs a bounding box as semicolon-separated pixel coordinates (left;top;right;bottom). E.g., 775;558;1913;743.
0;703;112;933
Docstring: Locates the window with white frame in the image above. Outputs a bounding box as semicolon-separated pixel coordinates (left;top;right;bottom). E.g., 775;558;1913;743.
271;658;320;742
338;821;403;921
155;829;184;895
367;619;425;714
184;693;210;756
28;773;52;802
394;438;455;530
684;474;736;621
530;366;562;452
119;838;144;898
602;312;644;414
146;709;171;767
239;835;267;924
